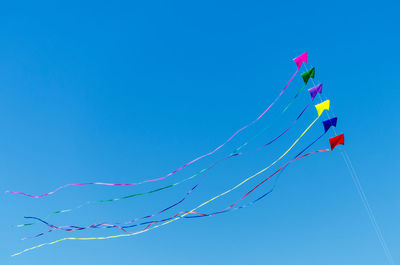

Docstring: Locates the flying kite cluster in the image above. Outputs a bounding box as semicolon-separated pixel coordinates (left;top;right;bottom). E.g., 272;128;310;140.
6;52;345;256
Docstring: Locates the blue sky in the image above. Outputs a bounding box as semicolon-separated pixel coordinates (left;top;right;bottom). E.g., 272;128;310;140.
1;0;399;264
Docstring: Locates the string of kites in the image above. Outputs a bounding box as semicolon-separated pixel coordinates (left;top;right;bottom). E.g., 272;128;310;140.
6;52;346;256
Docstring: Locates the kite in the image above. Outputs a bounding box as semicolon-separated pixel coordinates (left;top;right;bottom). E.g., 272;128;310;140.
308;83;323;100
315;99;330;117
293;52;307;69
329;133;345;150
302;67;315;84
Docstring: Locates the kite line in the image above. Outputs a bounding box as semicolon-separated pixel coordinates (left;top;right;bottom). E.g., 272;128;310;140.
303;64;395;265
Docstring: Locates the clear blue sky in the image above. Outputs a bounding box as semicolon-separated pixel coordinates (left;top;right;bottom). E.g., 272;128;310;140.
1;0;399;264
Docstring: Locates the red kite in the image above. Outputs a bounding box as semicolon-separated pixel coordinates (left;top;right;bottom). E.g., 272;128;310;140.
329;134;344;150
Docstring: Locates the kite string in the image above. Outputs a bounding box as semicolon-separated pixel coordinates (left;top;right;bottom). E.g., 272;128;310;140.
303;64;395;265
341;151;395;265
